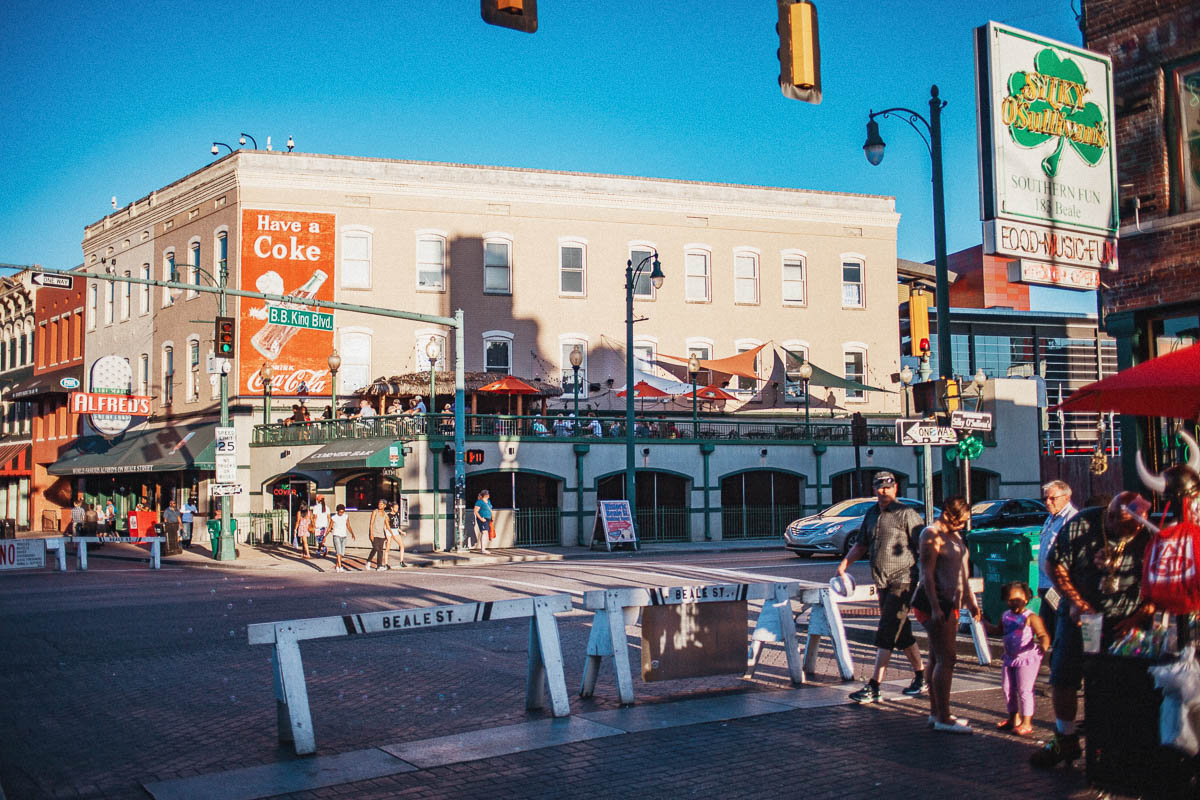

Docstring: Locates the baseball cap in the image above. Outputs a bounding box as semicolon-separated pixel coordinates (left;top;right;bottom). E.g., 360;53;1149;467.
872;471;897;487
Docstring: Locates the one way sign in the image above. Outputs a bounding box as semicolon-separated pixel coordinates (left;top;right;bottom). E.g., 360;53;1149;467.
31;272;74;289
895;419;958;446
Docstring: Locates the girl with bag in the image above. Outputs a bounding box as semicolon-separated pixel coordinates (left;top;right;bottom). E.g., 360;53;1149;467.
294;503;312;559
473;489;492;554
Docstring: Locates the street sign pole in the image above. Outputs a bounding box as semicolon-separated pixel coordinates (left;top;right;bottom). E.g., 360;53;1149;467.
923;443;934;524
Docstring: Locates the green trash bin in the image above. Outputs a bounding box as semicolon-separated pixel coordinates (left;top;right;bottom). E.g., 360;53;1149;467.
965;526;1043;623
206;517;238;558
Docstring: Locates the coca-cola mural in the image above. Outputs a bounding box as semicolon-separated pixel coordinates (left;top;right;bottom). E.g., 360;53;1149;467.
239;209;337;398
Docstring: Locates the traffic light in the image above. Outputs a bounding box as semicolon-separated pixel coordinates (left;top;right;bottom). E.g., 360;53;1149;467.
851;412;868;446
215;316;235;359
912;379;961;416
908;287;931;357
481;0;537;33
777;1;821;104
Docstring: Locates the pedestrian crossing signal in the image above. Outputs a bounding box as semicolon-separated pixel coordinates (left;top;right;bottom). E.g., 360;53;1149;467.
777;1;821;104
481;0;537;33
215;316;235;359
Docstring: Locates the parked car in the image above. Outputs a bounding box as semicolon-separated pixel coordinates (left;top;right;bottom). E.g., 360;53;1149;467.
969;498;1048;530
783;497;935;558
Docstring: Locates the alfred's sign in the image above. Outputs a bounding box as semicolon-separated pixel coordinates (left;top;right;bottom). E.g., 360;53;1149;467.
71;392;152;417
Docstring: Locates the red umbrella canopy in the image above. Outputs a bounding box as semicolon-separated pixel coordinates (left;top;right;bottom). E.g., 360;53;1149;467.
693;384;737;401
1054;342;1200;420
477;375;540;395
616;381;672;398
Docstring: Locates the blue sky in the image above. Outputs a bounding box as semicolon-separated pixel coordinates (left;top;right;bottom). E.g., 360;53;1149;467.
0;0;1094;313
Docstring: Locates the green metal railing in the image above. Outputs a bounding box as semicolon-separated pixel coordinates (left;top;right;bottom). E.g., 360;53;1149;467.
252;412;903;447
235;510;289;545
721;504;803;539
514;507;561;547
636;507;690;543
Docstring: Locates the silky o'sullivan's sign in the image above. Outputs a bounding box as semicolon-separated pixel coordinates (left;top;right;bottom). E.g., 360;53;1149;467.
975;22;1118;272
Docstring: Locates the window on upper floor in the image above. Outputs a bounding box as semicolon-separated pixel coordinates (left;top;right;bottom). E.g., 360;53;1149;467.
559;243;585;296
121;271;131;320
104;281;114;325
0;337;7;372
416;333;448;371
187;340;200;402
735;341;762;393
844;346;867;401
416;235;446;291
686;341;713;386
783;344;810;403
339;330;372;395
1170;59;1200;214
630;247;656;298
342;229;372;289
484;239;512;294
163;253;177;307
140;265;150;313
484;334;512;374
560;341;588;398
842;259;865;308
187;242;200;298
733;251;759;305
632;341;655;374
87;284;97;330
138;353;149;397
162;346;174;406
685;250;710;302
782;253;807;305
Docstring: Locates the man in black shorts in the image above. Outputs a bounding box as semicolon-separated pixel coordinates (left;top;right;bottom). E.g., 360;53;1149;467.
836;471;927;703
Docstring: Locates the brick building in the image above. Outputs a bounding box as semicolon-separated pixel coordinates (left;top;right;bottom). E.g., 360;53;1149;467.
0;271;36;529
1083;0;1200;479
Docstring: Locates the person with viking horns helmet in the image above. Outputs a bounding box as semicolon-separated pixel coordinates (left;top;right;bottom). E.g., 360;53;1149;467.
1136;429;1200;525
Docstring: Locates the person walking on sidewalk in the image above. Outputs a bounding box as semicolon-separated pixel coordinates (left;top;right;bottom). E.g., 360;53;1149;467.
365;500;389;571
384;501;407;568
162;500;182;549
328;503;356;572
913;497;981;733
837;471;927;704
473;489;492;554
313;496;330;557
181;496;197;547
1031;492;1155;768
70;499;85;537
293;502;312;559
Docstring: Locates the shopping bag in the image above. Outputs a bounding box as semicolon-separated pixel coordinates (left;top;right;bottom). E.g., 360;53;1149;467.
489;520;496;540
1149;646;1200;756
1142;513;1200;614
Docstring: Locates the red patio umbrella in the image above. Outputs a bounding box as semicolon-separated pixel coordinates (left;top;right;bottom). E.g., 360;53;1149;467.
477;375;540;414
1053;342;1200;420
616;381;672;398
692;384;737;401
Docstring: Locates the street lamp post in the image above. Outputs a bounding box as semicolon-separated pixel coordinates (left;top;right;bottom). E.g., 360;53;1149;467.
260;363;274;426
900;365;914;417
426;337;441;418
865;84;953;494
797;360;813;435
688;354;701;433
569;346;583;425
625;253;664;532
327;351;341;417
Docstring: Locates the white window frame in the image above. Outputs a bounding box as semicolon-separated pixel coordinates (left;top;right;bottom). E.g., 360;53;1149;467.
733;338;764;395
162;250;177;307
187;237;201;299
138;353;149;397
558;238;587;297
782;339;811;404
628;242;658;299
685;337;714;387
732;247;760;305
140;264;151;314
684;245;711;303
632;336;658;375
340;226;373;290
104;280;115;325
781;249;808;306
87;283;97;331
415;230;447;292
841;254;866;309
483;233;513;295
338;327;373;395
161;342;175;407
120;270;131;320
415;329;448;371
843;342;869;402
186;336;200;402
482;329;514;375
559;334;589;398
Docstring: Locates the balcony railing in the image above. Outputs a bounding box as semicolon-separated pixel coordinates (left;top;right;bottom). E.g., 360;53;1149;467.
252;412;904;447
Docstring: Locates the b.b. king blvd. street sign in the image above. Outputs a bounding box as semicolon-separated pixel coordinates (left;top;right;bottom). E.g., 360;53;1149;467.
267;306;334;331
975;21;1118;272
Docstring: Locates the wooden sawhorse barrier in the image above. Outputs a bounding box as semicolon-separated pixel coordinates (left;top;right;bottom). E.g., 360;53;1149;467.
43;537;164;571
248;593;574;755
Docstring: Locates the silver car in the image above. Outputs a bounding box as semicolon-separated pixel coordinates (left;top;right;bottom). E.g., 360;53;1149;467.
783;497;933;558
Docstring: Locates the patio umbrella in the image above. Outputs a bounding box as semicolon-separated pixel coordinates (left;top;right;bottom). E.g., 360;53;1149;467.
478;375;541;415
1052;342;1200;420
693;384;737;401
616;380;671;411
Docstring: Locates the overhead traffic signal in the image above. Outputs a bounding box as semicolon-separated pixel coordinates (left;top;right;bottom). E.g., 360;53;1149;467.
777;1;821;104
481;0;537;33
908;288;931;357
215;316;235;358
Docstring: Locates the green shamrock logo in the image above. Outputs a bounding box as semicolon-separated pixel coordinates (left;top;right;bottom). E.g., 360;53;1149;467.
1004;49;1108;177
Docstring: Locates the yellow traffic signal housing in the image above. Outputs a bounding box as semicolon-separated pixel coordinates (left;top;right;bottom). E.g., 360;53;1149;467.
908;287;931;357
777;1;821;104
481;0;537;33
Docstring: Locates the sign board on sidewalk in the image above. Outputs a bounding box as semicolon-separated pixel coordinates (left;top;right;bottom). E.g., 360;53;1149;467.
951;410;994;432
31;272;73;289
590;500;638;551
0;539;45;570
895;419;959;446
210;484;243;496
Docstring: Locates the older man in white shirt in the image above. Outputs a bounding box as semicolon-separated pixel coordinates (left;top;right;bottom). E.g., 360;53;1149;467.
1038;480;1078;642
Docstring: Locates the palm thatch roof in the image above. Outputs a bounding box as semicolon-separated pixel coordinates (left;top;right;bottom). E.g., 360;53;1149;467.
356;371;562;397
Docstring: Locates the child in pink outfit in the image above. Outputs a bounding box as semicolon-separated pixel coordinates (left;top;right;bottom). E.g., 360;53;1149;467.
984;581;1051;735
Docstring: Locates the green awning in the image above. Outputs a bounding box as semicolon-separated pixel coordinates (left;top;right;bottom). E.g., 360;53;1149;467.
784;352;894;394
296;438;404;471
48;423;218;476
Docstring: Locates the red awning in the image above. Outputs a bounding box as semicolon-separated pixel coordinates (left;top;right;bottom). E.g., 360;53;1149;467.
1053;342;1200;420
0;442;30;476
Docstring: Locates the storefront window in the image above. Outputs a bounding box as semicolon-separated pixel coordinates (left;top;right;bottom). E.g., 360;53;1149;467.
344;474;400;511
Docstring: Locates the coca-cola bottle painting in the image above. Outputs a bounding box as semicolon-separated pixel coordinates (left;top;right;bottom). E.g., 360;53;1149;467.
250;269;328;361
